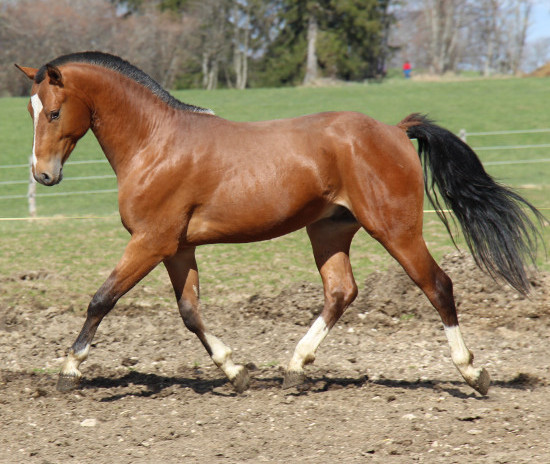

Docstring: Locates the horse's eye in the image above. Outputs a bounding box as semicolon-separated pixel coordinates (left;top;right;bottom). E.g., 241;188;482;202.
50;110;60;120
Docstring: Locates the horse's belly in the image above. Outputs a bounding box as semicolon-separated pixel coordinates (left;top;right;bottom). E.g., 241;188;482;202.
184;198;335;245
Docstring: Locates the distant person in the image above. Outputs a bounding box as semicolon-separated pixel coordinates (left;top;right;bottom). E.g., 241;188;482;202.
403;61;412;79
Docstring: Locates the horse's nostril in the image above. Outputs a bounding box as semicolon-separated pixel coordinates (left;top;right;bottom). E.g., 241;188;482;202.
41;172;51;182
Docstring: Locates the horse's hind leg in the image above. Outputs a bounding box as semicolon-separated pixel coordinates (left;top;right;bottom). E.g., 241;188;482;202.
283;216;360;388
359;213;490;394
390;237;489;394
164;247;249;393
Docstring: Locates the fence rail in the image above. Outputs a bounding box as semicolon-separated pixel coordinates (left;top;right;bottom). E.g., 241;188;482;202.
2;189;118;200
2;127;550;217
473;144;550;151
462;128;550;136
484;158;550;166
0;174;116;186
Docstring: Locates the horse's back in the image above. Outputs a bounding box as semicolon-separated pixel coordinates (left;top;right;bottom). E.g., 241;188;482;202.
193;110;417;172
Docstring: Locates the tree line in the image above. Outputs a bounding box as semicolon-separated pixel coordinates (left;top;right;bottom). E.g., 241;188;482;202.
394;0;542;77
0;0;545;97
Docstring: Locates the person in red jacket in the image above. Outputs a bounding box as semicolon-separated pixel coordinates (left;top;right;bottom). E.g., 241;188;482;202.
403;60;412;79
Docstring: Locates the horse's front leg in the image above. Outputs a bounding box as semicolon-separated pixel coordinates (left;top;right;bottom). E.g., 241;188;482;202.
57;235;165;391
164;248;249;393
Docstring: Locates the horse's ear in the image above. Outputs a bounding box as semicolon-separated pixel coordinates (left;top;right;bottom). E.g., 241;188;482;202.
14;64;38;81
46;64;63;87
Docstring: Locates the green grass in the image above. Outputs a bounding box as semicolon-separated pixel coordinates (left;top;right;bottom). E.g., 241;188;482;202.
1;77;549;308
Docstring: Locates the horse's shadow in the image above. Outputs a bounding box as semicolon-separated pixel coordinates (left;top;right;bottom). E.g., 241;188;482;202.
83;370;371;402
78;369;542;402
83;370;231;401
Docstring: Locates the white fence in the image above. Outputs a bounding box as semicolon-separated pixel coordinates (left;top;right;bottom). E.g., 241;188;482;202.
2;128;550;217
0;158;116;217
458;128;550;167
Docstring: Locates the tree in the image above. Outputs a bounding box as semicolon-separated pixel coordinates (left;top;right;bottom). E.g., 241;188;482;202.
1;0;120;96
303;11;319;84
161;0;267;90
0;0;200;96
422;0;469;74
231;1;251;89
390;0;535;76
230;0;270;89
470;0;533;76
191;0;231;90
327;0;395;80
478;0;501;76
505;0;532;75
256;0;395;87
255;0;313;87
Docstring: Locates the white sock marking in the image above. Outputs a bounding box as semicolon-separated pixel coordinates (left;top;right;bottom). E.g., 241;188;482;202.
204;333;242;380
288;316;330;372
444;324;489;389
444;325;472;368
60;344;90;377
30;94;43;169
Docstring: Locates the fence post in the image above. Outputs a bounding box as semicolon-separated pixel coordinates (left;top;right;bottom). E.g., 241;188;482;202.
459;129;467;143
28;155;36;217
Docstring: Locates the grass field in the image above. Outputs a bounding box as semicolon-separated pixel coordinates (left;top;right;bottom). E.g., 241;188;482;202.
1;76;549;307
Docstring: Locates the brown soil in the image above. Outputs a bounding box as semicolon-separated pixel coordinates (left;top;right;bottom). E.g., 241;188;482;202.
1;251;550;463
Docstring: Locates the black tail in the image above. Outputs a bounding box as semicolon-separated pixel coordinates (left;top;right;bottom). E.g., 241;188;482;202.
399;113;544;295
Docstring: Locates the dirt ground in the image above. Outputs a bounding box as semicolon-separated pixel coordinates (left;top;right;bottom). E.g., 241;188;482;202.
1;251;550;463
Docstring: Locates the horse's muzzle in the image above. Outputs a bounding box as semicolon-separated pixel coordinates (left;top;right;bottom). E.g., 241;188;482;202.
34;168;63;186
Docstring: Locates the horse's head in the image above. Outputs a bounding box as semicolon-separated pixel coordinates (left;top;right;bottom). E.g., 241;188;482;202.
15;63;92;186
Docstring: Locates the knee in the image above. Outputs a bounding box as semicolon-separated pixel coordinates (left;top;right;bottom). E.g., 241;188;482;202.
434;269;454;305
178;299;203;334
87;290;115;318
327;280;358;310
349;281;359;305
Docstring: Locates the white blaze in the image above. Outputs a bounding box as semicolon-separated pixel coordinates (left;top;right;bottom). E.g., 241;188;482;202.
30;93;43;169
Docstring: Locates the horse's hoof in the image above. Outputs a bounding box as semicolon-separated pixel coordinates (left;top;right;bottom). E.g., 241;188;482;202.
231;366;250;393
467;367;491;396
56;374;81;392
282;370;306;389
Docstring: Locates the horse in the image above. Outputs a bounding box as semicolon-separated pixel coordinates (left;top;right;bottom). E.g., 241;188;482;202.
16;51;543;396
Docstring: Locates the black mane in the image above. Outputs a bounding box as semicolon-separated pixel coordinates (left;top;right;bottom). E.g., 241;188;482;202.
35;51;213;115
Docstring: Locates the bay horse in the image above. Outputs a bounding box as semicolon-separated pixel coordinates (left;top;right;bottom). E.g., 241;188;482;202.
16;52;543;396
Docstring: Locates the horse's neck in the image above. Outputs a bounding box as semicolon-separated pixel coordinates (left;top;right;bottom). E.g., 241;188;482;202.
86;71;171;176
